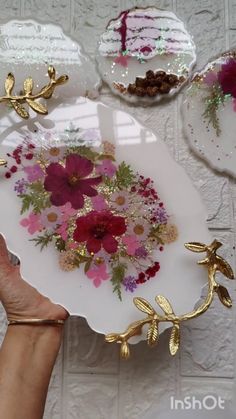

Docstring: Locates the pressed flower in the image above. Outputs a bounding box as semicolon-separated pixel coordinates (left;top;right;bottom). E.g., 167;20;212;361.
73;210;126;254
204;71;218;87
123;275;137;292
91;195;108;211
20;212;42;235
159;224;178;244
96;159;117;178
102;141;115;155
122;235;140;256
111;190;129;211
44;146;64;162
23;164;44;182
44;153;102;209
218;58;236;98
56;222;68;241
14;178;28;195
59;250;76;272
41;206;62;229
60;202;77;221
86;262;110;288
128;219;150;241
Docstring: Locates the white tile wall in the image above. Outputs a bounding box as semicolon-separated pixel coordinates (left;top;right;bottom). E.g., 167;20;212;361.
0;1;236;418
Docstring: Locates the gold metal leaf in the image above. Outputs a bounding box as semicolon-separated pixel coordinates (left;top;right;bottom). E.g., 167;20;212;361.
169;324;180;356
155;295;174;315
56;74;69;85
185;242;207;253
23;77;33;94
147;320;159;347
217;285;232;307
120;341;130;359
5;73;15;95
11;101;29;119
26;99;48;115
215;255;234;279
133;297;155;315
197;257;210;265
48;66;56;79
41;85;54;99
105;333;119;343
0;159;7;166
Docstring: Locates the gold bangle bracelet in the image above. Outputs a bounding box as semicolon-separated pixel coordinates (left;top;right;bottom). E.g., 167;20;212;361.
8;318;65;326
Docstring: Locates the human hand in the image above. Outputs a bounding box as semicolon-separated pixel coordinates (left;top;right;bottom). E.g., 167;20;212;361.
0;234;68;321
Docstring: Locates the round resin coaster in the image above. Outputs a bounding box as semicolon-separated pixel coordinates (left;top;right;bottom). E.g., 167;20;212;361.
0;18;101;110
0;97;210;344
96;6;196;104
182;51;236;177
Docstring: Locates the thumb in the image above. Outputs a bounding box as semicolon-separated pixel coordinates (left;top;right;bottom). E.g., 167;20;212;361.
0;234;11;267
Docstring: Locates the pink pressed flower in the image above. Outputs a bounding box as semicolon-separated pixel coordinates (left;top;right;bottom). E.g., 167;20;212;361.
44;153;102;209
60;202;77;221
96;159;117;178
56;222;68;240
23;164;44;182
86;263;110;288
20;212;42;235
41;206;62;229
91;195;107;211
204;71;218;87
122;235;140;256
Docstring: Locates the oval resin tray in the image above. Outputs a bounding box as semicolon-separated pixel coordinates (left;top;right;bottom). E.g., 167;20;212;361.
0;96;213;352
96;6;196;104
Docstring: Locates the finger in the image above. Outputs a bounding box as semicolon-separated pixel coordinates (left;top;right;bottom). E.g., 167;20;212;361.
0;234;11;266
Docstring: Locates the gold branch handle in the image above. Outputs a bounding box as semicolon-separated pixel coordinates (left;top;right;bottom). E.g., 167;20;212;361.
1;66;68;119
105;240;234;359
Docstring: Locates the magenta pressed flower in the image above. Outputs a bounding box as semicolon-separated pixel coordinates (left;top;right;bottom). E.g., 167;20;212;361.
73;210;127;254
218;58;236;98
44;153;102;209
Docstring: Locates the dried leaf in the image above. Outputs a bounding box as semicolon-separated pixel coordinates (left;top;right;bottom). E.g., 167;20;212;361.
23;77;33;94
55;74;69;85
133;297;155;315
11;100;29;119
169;324;180;356
26;99;48;115
5;73;15;95
147;320;159;347
217;285;232;308
105;333;119;343
185;242;207;253
120;341;130;359
215;255;234;279
155;295;174;315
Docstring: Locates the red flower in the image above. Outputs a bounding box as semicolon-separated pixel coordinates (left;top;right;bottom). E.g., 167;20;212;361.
73;210;126;254
218;58;236;98
44;154;102;209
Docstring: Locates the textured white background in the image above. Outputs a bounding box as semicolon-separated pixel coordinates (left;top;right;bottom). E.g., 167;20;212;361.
0;1;236;418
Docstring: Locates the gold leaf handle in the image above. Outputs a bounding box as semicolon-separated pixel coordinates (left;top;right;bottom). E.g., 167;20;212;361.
0;66;68;119
105;241;235;359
